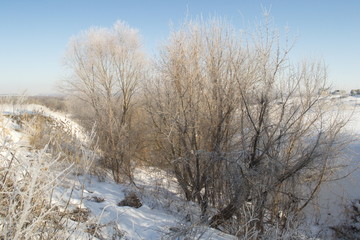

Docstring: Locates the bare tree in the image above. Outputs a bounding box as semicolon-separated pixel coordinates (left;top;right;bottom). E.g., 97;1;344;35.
63;21;147;182
146;19;243;217
146;17;347;235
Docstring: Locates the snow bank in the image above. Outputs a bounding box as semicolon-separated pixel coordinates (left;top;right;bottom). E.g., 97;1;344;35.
0;103;88;143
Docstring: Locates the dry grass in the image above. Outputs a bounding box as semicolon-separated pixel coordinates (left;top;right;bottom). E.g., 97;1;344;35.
0;146;71;239
21;112;100;174
0;111;102;239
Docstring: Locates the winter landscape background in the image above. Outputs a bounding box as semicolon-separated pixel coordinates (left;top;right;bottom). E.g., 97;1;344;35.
1;1;360;239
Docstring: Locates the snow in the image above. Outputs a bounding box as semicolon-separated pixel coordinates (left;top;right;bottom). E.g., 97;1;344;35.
1;97;360;239
0;105;236;240
301;95;360;237
52;174;176;239
50;170;235;239
0;103;88;143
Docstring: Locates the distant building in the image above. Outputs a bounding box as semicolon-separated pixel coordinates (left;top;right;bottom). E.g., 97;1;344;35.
350;89;360;96
332;90;347;95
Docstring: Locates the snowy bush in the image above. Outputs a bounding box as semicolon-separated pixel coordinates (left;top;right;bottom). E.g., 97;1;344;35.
0;144;72;239
0;110;101;239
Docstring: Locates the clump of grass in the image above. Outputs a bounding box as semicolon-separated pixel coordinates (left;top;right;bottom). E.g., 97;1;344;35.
26;113;54;149
22;111;100;175
68;207;91;223
118;192;142;208
0;144;72;239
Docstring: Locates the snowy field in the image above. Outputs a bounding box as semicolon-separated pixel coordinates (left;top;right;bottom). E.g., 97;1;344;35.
1;96;360;239
303;95;360;236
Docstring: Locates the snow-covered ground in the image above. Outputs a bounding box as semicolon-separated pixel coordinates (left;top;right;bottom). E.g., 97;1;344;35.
52;172;235;239
303;95;360;236
0;103;235;240
0;103;88;143
1;96;360;239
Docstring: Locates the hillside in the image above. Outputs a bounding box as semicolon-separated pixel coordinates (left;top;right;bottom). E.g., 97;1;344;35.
0;103;235;239
0;96;360;239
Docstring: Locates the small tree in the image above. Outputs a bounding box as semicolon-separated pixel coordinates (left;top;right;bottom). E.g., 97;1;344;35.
63;21;147;182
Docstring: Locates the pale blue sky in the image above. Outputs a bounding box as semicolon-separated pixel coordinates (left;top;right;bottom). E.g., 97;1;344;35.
0;0;359;95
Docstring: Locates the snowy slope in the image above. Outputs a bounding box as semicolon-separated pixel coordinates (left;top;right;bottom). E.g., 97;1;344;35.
0;103;88;143
53;173;235;240
2;97;360;239
0;105;236;240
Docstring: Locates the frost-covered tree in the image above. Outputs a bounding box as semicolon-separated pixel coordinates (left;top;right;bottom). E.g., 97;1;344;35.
146;17;347;235
64;21;147;182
